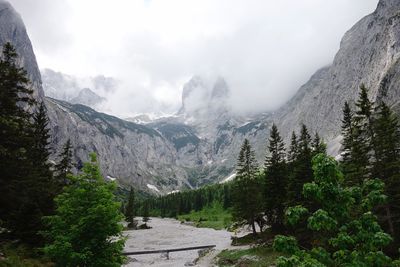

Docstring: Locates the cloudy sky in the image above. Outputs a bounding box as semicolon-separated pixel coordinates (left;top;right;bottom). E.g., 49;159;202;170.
9;0;378;116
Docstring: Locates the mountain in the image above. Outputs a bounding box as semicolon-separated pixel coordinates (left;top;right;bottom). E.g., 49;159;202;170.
41;68;113;109
274;0;400;154
70;88;105;107
2;0;400;193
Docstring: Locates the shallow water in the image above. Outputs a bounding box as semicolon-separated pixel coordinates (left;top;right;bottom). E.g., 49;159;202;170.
123;217;232;267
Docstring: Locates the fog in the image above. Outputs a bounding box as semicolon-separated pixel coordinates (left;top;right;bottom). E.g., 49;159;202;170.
9;0;378;116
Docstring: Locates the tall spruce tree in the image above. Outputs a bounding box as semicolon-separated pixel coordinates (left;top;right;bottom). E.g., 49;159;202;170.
288;131;298;164
373;101;400;251
311;132;326;156
18;101;56;244
232;139;262;235
125;187;136;228
0;43;54;244
286;125;313;206
354;84;375;177
54;139;74;187
264;124;287;232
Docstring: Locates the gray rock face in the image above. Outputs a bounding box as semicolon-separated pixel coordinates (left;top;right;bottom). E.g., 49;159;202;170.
0;0;43;100
274;0;400;146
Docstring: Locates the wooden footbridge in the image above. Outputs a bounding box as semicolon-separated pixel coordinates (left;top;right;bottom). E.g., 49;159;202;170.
123;245;216;259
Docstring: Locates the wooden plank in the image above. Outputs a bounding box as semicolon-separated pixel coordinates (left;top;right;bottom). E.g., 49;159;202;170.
122;245;216;256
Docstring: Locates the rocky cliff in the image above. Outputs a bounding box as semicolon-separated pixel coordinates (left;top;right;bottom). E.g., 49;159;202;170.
274;0;400;154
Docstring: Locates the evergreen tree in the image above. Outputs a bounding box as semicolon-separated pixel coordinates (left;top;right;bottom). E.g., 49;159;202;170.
354;84;375;176
287;131;298;164
142;201;150;222
264;124;287;232
286;125;313;206
125;187;136;228
373;101;400;251
18;102;55;244
340;87;374;185
0;42;53;244
232;139;262;235
54;139;73;187
43;153;125;266
311;132;326;155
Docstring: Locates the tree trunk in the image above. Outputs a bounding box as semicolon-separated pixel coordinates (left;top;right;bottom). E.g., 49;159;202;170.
385;205;395;236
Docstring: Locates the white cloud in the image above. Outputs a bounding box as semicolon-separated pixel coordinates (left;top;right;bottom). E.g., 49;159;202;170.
9;0;379;116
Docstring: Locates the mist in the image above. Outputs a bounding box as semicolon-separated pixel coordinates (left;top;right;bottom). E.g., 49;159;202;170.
8;0;379;116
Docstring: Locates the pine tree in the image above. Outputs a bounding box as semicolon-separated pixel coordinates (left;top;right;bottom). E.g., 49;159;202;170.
373;101;400;251
54;139;74;187
286;125;313;206
340;101;356;181
125;187;136;228
340;87;374;185
18;101;56;244
311;132;326;156
264;124;287;232
354;84;375;177
288;131;298;164
232;139;262;235
0;43;49;244
142;201;150;222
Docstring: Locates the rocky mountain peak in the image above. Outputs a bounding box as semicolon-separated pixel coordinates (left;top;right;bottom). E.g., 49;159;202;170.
178;75;230;118
211;77;229;100
0;0;43;100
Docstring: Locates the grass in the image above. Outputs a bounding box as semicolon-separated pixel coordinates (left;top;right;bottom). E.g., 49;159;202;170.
177;202;233;230
231;229;275;246
0;243;53;267
217;245;282;267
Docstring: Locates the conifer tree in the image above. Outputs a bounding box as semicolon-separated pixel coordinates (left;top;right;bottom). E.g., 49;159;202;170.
288;131;298;164
18;102;56;243
311;132;326;155
340;87;374;185
286;125;313;206
354;84;375;176
232;139;262;235
373;101;400;250
54;139;74;187
0;43;50;243
125;187;136;228
264;124;287;231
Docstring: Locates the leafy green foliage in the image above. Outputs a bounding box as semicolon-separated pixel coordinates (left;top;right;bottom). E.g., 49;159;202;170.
43;154;125;267
274;154;394;266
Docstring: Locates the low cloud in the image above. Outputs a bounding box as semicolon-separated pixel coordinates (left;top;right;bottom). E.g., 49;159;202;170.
9;0;378;116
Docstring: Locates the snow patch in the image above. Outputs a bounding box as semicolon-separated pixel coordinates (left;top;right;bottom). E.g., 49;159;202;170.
221;159;227;163
207;160;213;165
167;190;180;195
220;173;236;183
147;183;160;193
106;175;116;181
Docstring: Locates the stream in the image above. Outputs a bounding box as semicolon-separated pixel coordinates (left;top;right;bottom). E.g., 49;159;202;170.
123;217;234;267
